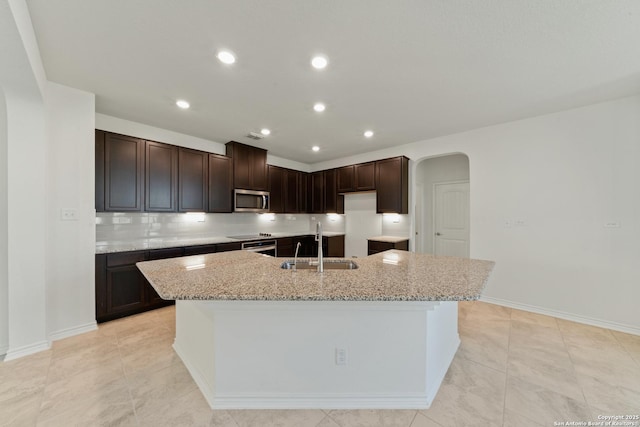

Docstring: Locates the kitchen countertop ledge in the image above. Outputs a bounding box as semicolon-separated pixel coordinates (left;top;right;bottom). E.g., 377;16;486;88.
136;250;495;302
96;232;345;254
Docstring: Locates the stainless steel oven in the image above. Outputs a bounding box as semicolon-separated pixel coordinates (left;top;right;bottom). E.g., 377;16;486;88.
241;239;277;257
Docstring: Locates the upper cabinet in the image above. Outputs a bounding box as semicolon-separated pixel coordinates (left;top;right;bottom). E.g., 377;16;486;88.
208;154;233;213
336;165;355;193
375;156;409;214
178;148;208;212
336;162;375;193
355;162;376;191
323;169;339;213
309;171;325;213
145;141;178;212
96;130;144;212
226;141;268;191
268;165;286;213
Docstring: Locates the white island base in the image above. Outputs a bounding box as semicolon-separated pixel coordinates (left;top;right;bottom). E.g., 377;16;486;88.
173;300;460;410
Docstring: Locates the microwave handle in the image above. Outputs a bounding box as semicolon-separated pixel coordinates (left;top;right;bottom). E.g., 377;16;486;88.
262;195;267;210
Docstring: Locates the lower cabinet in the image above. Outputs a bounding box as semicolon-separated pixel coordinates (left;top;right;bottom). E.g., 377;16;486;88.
96;250;174;323
367;239;409;255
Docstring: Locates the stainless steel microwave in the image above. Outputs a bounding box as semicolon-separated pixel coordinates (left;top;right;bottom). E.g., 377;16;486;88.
234;189;270;212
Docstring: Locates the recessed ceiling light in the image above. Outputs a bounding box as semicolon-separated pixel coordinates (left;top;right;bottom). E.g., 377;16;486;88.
217;50;236;64
364;130;374;138
312;145;320;152
313;103;326;112
260;128;271;136
176;100;190;109
311;55;328;69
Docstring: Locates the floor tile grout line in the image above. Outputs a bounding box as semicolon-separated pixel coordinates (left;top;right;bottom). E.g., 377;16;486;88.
115;321;143;427
407;409;418;427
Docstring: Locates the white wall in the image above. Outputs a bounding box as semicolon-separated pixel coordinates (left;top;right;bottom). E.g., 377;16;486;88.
45;82;96;340
1;0;48;360
344;193;381;258
0;89;8;356
415;154;469;253
314;95;640;333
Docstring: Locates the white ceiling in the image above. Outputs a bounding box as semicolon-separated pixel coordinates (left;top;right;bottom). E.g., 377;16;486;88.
26;0;640;163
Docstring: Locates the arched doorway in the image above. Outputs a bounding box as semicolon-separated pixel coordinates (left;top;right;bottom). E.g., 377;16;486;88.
414;154;470;256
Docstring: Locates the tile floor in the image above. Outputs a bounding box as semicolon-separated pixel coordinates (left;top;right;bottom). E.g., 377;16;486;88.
1;301;639;426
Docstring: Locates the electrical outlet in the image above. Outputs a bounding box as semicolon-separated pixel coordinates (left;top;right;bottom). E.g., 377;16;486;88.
61;208;78;221
335;348;348;365
604;221;621;228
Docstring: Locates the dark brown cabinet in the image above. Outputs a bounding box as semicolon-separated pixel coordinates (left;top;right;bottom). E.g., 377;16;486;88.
226;141;268;191
336;165;355;193
270;166;304;214
336;162;375;193
178;148;208;212
355;162;376;191
268;165;286;213
96;250;173;323
145;141;178;212
375;156;409;214
326;234;345;257
309;171;325;213
285;169;301;213
324;169;339;213
96;131;145;212
208;154;233;213
367;239;409;255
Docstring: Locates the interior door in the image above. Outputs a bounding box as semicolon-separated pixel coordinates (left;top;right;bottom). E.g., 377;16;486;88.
434;182;469;257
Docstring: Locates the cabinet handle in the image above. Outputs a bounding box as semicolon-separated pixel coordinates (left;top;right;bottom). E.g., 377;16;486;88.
435;232;441;236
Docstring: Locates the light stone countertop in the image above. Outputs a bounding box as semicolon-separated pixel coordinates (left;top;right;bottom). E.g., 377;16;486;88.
136;250;495;302
96;232;345;254
367;235;410;243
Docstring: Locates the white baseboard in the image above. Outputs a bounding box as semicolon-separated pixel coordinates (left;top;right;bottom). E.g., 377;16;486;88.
480;296;640;336
0;345;8;358
4;340;51;361
49;321;98;342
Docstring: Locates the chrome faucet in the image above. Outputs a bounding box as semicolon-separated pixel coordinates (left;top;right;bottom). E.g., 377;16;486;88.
315;221;323;273
293;242;302;272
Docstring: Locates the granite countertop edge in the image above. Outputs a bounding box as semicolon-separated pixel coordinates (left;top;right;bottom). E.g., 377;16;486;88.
96;231;346;254
136;250;495;302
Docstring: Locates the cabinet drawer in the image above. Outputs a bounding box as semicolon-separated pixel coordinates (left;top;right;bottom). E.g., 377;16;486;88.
148;247;184;260
106;251;147;267
184;244;218;256
216;242;242;252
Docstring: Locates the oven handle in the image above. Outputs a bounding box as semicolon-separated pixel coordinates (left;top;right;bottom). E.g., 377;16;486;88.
262;195;267;210
242;244;276;253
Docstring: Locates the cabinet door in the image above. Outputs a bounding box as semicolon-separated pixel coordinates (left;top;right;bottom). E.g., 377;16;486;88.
104;132;144;211
355;162;376;191
375;156;409;214
284;169;299;213
324;169;338;213
105;265;146;315
268;165;285;213
226;141;268;191
95;131;105;211
215;242;242;252
336;165;355;193
208;154;233;213
298;172;309;213
327;235;345;257
310;171;325;213
145;141;178;212
368;240;394;255
250;146;268;191
277;237;294;257
184;244;217;256
178;148;208;212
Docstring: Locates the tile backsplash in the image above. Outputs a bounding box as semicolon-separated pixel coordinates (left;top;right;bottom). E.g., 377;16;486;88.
96;212;346;243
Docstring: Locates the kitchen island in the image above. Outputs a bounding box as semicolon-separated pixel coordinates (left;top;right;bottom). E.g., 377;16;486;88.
137;250;494;409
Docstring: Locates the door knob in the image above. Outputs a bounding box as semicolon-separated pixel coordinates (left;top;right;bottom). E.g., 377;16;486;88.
435;232;441;236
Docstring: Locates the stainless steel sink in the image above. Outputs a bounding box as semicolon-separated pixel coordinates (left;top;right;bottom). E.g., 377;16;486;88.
280;259;359;270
